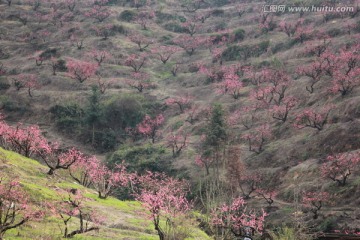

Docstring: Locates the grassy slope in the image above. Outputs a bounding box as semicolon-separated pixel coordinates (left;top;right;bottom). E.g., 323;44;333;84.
0;147;210;240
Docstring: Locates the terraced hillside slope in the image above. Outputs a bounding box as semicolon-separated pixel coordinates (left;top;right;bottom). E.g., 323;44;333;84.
0;0;360;239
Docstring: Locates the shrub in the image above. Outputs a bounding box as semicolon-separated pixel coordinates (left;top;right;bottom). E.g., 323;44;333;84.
163;22;187;33
155;11;175;23
107;144;170;174
0;79;10;90
111;24;127;35
118;10;136;22
103;94;145;130
327;28;342;37
39;48;58;59
212;9;224;16
222;40;269;61
56;59;67;72
211;33;230;44
233;28;245;41
81;129;116;152
355;20;360;33
214;21;227;31
50;103;84;132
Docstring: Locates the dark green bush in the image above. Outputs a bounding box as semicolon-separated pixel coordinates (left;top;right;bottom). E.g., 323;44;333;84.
118;10;135;22
233;28;245;42
178;16;187;23
210;33;230;44
39;48;58;59
155;11;176;23
212;9;224;16
56;59;67;72
111;24;127;35
103;94;145;130
214;22;227;31
0;79;10;90
317;217;338;232
81;129;117;152
163;22;187;33
107;144;169;173
50;103;84;132
327;28;342;37
222;40;269;61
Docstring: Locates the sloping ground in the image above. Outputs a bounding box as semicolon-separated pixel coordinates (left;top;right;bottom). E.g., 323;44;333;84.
0;0;360;236
0;147;210;240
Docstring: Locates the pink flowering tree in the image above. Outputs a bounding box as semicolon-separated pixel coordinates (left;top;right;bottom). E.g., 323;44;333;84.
28;51;45;66
39;146;84;175
165;95;193;113
256;189;277;207
238;172;262;199
195;9;212;23
181;0;204;13
258;12;275;33
228;104;260;130
215;71;243;99
12;74;41;97
211;197;267;239
210;45;226;65
304;38;331;57
136;114;165;143
321;152;360;186
249;86;274;109
128;32;154;52
50;189;103;238
151;45;180;64
135;10;155;30
278;19;302;37
66;59;98;83
92;24;114;40
0;179;44;239
297;57;329;93
65;0;76;11
171;61;182;76
124;53;147;72
255;172;280;207
0;63;6;76
329;45;360;96
270;96;297;122
84;4;112;22
89;161;129;199
302;191;331;219
125;72;155;93
86;49;112;66
242;124;272;154
294;24;313;43
195;149;215;174
261;68;290;105
184;104;201;124
173;35;207;56
166;126;189;157
181;19;200;36
93;74;114;94
198;64;225;83
69;155;98;188
69;27;86;50
294;105;334;131
135;171;191;240
3;124;48;158
49;57;61;76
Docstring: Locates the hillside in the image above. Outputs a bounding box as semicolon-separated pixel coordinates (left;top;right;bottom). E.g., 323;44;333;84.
0;0;360;239
0;147;210;239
